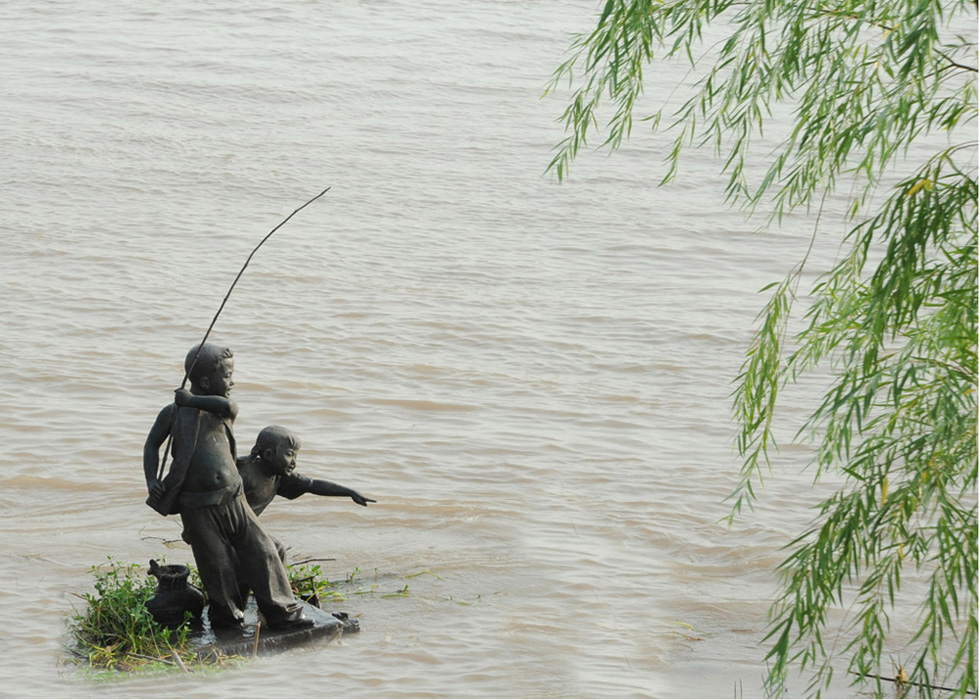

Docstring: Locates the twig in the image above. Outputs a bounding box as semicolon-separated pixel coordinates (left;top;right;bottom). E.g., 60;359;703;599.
290;558;337;566
170;649;190;675
125;651;175;666
851;671;962;694
139;535;182;546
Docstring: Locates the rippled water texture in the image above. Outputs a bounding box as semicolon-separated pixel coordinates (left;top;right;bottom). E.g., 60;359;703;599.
0;2;962;698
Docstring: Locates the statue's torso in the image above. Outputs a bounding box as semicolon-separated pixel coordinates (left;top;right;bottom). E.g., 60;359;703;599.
174;407;242;505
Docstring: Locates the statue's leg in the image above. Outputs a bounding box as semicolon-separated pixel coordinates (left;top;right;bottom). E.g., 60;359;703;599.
180;505;247;629
229;551;249;612
227;495;309;629
272;534;287;564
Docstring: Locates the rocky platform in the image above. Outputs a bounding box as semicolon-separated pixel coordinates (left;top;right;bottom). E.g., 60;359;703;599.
190;600;359;658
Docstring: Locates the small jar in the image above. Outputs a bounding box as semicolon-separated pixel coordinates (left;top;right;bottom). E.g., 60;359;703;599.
145;559;206;628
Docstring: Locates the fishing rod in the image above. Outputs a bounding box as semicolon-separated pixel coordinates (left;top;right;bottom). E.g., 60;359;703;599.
155;187;330;482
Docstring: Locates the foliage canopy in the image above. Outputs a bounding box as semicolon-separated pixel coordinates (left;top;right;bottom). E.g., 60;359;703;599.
547;0;977;695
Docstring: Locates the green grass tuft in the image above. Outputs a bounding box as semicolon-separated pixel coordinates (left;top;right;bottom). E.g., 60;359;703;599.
68;557;235;674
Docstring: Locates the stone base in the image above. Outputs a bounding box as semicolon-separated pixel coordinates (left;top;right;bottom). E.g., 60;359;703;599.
189;599;358;658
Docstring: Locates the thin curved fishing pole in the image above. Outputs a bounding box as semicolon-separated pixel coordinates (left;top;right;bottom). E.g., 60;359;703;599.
183;186;331;384
156;186;330;481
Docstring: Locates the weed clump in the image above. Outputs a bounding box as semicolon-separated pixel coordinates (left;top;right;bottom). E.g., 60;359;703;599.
68;557;355;674
68;558;230;673
287;560;347;607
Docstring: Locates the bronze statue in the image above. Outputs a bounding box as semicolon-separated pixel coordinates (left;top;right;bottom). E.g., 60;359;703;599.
143;343;313;631
238;425;375;561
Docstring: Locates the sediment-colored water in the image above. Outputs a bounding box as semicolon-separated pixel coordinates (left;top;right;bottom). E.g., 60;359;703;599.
1;2;969;697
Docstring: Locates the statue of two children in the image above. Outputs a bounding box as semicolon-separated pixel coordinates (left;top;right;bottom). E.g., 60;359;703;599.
143;343;374;631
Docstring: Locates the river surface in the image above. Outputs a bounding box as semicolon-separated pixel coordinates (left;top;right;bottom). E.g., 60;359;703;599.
0;2;969;698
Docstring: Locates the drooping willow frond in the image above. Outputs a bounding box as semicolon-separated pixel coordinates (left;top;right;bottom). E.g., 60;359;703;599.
548;0;977;695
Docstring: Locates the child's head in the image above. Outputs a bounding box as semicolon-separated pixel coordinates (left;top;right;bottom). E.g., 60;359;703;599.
184;343;235;396
251;425;302;476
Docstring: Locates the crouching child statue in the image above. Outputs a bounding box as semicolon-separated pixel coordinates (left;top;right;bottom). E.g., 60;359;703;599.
238;425;376;562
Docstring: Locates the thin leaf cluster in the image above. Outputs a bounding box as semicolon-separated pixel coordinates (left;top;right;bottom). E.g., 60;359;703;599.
546;0;977;220
749;151;977;697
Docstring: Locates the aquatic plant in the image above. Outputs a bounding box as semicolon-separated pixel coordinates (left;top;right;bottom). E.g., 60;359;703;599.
68;558;229;674
287;559;348;606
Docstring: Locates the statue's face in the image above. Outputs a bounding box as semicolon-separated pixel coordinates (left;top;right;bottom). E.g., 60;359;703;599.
269;441;298;476
203;357;235;397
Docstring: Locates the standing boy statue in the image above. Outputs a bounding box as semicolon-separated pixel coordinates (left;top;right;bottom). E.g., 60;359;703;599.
143;343;313;631
238;425;375;561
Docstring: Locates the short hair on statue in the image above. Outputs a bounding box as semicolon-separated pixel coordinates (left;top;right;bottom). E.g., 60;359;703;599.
251;425;302;457
184;343;234;385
